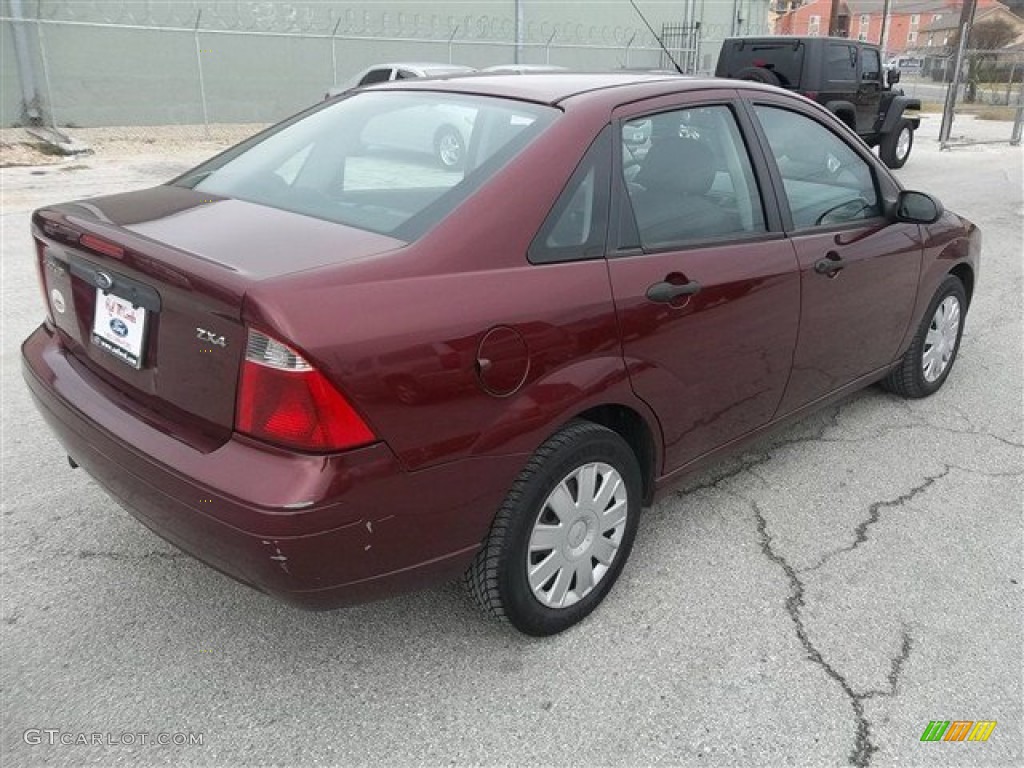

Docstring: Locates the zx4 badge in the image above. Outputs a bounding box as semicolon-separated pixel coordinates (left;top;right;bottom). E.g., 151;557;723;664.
196;327;227;347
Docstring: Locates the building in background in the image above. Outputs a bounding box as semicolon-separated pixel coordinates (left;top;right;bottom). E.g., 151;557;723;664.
772;0;1007;54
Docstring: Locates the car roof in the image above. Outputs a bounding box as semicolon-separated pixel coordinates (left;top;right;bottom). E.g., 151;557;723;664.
724;35;875;45
367;62;476;75
365;72;706;106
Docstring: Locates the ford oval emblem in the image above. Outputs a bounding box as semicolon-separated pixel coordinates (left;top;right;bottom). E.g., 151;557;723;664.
95;271;114;290
50;288;66;314
109;318;129;337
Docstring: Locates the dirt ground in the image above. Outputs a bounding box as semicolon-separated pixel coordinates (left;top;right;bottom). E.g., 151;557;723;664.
0;124;267;168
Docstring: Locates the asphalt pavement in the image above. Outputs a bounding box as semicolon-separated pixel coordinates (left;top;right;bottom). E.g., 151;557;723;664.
1;113;1021;767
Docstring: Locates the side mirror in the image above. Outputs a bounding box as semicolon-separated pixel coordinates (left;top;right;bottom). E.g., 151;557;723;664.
896;190;943;224
887;69;901;86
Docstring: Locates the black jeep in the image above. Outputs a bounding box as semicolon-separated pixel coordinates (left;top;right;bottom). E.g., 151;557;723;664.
715;36;920;168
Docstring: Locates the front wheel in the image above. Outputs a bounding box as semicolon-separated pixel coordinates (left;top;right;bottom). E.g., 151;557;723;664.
464;420;642;636
882;275;967;398
880;119;914;168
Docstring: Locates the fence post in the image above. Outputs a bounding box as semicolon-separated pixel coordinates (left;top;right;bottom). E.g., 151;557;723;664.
545;30;556;65
939;27;969;148
331;18;341;85
624;32;636;69
1012;76;1023;146
447;25;459;64
34;6;57;130
193;10;210;136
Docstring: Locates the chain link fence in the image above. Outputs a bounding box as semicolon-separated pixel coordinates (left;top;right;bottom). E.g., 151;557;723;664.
897;47;1024;148
2;1;766;150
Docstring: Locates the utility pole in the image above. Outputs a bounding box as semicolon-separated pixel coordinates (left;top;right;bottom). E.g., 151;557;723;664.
828;0;842;36
939;0;979;145
879;0;892;59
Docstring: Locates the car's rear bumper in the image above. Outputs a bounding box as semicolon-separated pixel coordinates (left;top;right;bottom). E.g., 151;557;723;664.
22;324;523;609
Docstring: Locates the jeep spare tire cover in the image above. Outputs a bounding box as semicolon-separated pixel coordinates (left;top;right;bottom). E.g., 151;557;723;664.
735;66;782;86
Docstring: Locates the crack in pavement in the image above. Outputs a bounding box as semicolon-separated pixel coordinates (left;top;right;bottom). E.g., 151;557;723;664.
75;549;185;562
801;466;953;574
750;497;914;768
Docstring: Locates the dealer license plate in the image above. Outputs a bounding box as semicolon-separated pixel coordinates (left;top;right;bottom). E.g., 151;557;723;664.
91;289;148;369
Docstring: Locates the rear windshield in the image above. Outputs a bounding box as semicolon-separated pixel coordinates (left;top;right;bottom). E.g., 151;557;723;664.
721;41;805;87
174;91;556;241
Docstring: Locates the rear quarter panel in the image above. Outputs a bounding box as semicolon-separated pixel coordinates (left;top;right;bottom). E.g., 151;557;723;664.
243;96;660;472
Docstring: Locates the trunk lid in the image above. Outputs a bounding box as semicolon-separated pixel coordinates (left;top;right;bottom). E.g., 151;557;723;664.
33;185;403;450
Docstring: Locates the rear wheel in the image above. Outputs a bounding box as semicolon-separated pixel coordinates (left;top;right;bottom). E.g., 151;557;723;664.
882;275;966;398
464;420;642;636
880;119;913;168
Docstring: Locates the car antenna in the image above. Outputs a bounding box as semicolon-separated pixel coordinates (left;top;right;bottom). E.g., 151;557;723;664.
628;0;684;74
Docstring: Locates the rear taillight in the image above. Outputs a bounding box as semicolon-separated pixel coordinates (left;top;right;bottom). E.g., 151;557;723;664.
33;237;54;324
235;329;375;452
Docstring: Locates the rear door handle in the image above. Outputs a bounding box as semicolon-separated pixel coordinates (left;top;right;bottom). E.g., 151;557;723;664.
646;279;702;303
814;251;847;275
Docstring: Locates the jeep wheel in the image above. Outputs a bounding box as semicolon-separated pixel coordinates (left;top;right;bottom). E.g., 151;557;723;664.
734;66;781;87
880;119;913;169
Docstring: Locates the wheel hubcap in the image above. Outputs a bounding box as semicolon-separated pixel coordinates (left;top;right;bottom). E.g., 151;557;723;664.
897;127;911;160
922;295;961;382
526;462;628;609
439;134;461;166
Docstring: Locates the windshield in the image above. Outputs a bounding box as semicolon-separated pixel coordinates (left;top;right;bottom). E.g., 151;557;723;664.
175;91;556;241
722;41;805;88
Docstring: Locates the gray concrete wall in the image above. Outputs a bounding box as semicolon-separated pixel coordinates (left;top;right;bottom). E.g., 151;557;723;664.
1;16;22;126
2;0;772;128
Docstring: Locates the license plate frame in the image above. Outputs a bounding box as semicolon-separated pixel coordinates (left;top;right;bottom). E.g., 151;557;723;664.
91;288;148;369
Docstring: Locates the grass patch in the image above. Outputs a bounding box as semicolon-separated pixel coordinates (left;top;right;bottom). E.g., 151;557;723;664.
914;101;1016;120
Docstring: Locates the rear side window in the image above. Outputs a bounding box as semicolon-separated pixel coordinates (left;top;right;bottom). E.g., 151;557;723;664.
358;68;393;85
528;127;611;264
827;44;857;82
720;42;804;87
177;91;556;241
620;106;766;250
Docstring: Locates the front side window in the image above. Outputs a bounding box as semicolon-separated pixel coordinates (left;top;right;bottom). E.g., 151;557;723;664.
620;105;766;249
177;91;556;241
753;105;880;230
861;48;881;81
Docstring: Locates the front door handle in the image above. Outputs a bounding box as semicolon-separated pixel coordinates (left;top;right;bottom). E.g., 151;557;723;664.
646;279;702;303
814;251;847;275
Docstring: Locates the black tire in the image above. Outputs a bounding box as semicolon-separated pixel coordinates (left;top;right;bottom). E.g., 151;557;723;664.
882;275;967;398
879;119;914;168
464;420;642;636
733;66;781;86
434;126;465;169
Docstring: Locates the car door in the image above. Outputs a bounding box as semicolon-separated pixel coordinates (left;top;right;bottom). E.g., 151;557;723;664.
605;95;801;473
746;98;921;415
855;47;883;133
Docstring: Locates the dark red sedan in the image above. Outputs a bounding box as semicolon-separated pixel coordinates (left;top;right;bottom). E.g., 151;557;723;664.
22;74;980;635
